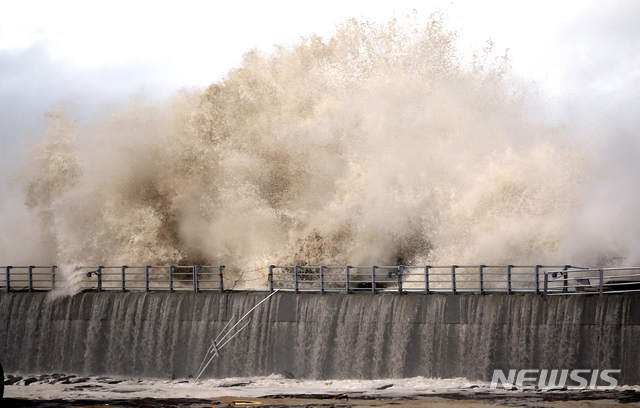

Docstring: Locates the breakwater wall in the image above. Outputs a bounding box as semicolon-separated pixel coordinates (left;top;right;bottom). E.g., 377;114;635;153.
1;292;640;384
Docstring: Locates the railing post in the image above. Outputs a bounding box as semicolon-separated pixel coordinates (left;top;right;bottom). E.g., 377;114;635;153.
346;266;351;294
479;265;485;294
398;266;403;294
28;266;34;292
451;265;457;295
5;266;11;292
320;266;325;294
599;267;604;297
97;266;103;292
51;266;56;290
294;266;299;294
425;266;430;294
193;266;199;293
507;265;513;295
543;272;549;300
121;266;127;292
169;266;174;293
563;265;570;293
535;265;541;295
145;266;150;292
371;266;377;294
219;266;225;293
268;265;274;293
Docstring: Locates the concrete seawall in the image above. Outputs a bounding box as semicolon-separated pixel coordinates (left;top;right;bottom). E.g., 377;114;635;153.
1;292;639;383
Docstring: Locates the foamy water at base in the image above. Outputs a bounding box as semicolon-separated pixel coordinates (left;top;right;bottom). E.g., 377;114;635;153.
4;374;485;399
5;374;640;407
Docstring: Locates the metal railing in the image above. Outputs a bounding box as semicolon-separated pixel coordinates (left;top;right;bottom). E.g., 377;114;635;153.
1;265;225;293
3;264;640;296
1;266;57;292
267;265;580;295
543;267;640;298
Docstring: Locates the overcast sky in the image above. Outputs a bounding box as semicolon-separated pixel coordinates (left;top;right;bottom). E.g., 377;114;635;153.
1;0;639;178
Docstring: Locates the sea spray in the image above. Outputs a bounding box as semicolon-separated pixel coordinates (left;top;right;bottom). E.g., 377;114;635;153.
19;15;588;289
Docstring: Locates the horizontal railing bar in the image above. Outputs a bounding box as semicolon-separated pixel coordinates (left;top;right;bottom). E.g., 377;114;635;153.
70;265;223;269
546;272;640;280
601;281;640;287
271;264;585;269
479;272;514;275
596;288;640;294
601;274;640;280
0;266;55;269
586;267;640;272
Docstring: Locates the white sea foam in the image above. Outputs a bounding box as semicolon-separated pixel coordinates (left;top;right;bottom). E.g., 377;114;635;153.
3;374;492;400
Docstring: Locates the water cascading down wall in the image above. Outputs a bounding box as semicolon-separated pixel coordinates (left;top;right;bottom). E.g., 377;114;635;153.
2;292;640;384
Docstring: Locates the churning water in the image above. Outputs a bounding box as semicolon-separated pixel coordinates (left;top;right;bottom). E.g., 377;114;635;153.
10;15;640;288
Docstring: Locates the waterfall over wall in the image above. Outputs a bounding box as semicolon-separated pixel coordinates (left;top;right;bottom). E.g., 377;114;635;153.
2;292;640;384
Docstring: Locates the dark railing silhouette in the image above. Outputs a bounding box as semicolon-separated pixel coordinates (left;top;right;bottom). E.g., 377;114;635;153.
1;265;225;293
268;265;577;295
3;264;640;296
